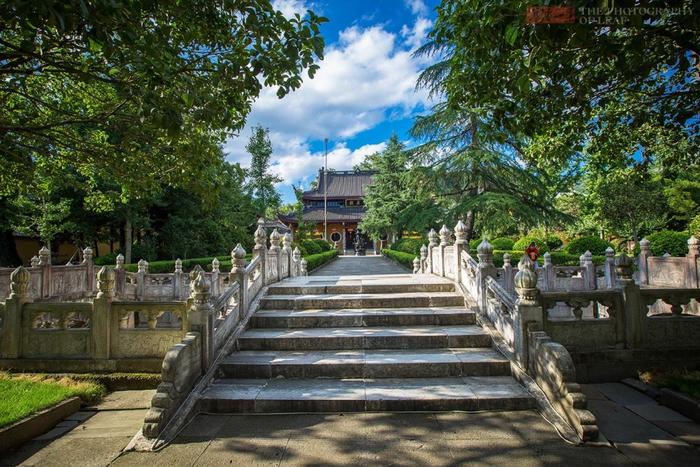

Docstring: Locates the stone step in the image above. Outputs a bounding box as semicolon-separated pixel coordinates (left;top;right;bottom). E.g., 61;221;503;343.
237;325;491;351
219;348;511;379
266;282;456;295
250;307;475;328
260;292;465;310
199;376;535;413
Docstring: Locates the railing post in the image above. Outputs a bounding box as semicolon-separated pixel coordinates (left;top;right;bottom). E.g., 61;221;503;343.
173;258;183;299
687;236;699;288
188;272;214;371
269;228;281;284
92;266;114;359
419;244;428;274
231;244;248;320
1;266;32;358
427;229;438;274
454;221;467;283
137;259;148;299
211;258;220;296
616;253;642;349
114;254;125;298
514;256;543;369
476;239;496;313
83;247;95;294
39;246;51;298
253;219;267;284
638;238;650;285
300;258;308;276
542;252;554;291
604;247;616;289
292;247;301;277
502;253;514;294
580;250;595;290
283;232;293;279
438;225;450;277
413;257;421;274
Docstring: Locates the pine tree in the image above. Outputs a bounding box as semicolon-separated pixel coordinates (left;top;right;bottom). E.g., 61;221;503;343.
245;126;282;216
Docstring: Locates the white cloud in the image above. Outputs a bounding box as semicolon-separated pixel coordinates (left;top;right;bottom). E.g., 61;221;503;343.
404;0;428;16
271;0;309;19
401;17;433;50
223;20;434;197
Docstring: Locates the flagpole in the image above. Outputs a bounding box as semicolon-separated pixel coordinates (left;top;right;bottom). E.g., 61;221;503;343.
324;138;328;241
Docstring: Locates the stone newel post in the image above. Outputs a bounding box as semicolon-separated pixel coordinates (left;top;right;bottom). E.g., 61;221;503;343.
269;228;282;282
173;258;183;299
427;228;438;274
93;266;115;359
300;258;308;276
687;236;699;288
412;257;421;274
476;239;496;314
502;253;514;294
253;219;267;284
188;272;214;370
604;247;616;289
638;238;650;285
39;246;51;298
283;232;293;278
542;252;554;291
1;266;33;358
616;253;643;348
513;256;543;369
231;244;248;318
292;247;302;277
115;253;125;297
580;251;595;290
419;244;428;274
137;259;148;300
454;221;467;283
438;225;450;277
83;247;95;293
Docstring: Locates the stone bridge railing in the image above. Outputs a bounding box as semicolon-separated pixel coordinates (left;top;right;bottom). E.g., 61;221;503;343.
413;223;700;442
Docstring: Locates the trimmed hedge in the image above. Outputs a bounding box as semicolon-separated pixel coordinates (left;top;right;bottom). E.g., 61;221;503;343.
301;239;322;255
305;249;338;271
513;236;549;253
382;249;415;269
491;237;515;251
312;239;333;252
392;238;424;256
565;236;612;256
645;230;690;256
120;254;252;273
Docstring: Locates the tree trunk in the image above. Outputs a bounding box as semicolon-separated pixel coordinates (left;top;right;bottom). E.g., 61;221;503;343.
125;218;132;264
464;210;475;243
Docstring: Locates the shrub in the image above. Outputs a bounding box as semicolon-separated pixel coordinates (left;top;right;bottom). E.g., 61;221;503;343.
545;234;563;250
491;250;605;267
122;254;251;273
469;238;480;250
301;239;322;255
646;230;690;256
513;236;549;253
304;249;338;271
393;238;424;255
312;239;333;252
383;249;415;269
94;252;119;266
565;236;612;256
491;237;515;251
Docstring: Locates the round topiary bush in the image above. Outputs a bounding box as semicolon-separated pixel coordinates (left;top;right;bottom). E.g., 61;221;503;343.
513;236;548;253
564;236;612;256
393;238;424;255
645;230;690;256
544;234;563;250
300;240;321;255
490;237;515;251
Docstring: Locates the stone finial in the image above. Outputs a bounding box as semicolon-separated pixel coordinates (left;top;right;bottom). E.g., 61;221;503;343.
189;271;210;305
300;258;308;275
580;250;593;265
137;259;148;274
115;254;125;270
615;253;633;281
454;221;467;245
211;258;220;272
30;256;40;267
503;252;512;267
292;247;301;262
477;239;493;256
82;247;93;263
420;244;428;261
96;266;115;299
639;238;650;252
514;256;538;303
413;257;421;273
10;266;31;298
283;232;293;252
439;225;451;246
174;258;183;273
38;246;50;265
269;229;281;252
605;247;615;260
254;222;267;250
428;229;438;247
688;236;699;257
543;252;552;266
231;244;247;273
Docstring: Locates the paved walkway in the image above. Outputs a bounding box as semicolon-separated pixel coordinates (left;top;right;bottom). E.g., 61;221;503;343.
312;254;410;276
2;390;154;467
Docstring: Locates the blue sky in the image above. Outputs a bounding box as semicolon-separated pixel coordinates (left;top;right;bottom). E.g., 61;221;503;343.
223;0;439;203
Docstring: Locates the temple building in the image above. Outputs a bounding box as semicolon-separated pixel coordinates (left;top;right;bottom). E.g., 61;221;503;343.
281;169;376;252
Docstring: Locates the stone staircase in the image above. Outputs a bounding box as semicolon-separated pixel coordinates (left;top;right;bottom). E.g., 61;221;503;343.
200;274;535;413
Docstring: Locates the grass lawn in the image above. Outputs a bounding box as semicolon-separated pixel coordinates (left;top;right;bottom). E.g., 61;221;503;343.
0;372;105;428
640;369;700;400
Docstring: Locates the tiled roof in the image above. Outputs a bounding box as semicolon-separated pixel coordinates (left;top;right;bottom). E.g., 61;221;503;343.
302;170;376;199
281;206;367;223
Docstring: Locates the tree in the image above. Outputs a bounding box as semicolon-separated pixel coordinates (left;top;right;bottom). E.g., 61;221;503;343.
245;126;282;215
424;0;699;171
360;135;411;241
0;0;326;202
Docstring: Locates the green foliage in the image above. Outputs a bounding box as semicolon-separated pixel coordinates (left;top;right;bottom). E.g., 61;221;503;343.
490;250;605;267
301;240;322;255
245;126;282;215
0;372;105;428
565;237;613;256
47;373;160;391
646;230;690;257
382;249;415;269
490;237;514;251
312;239;333;252
304;250;338;271
469;238;481;250
513;236;549;253
544;235;563;251
689;214;700;237
392;238;424;256
120;254;252;273
664;176;700;225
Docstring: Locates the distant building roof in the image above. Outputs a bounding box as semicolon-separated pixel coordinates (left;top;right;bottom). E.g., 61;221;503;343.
257;217;292;233
302;169;376;200
281;206;367;224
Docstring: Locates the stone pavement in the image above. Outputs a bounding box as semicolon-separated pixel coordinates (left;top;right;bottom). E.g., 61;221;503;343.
311;254;410;276
1;390;155;467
